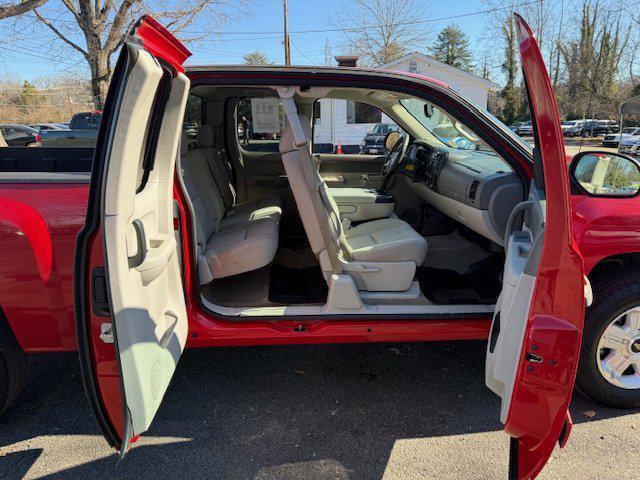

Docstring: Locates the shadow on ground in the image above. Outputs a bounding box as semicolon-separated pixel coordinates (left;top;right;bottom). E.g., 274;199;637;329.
0;341;637;479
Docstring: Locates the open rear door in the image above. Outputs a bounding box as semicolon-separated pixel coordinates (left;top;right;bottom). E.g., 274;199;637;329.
485;14;585;480
74;16;191;455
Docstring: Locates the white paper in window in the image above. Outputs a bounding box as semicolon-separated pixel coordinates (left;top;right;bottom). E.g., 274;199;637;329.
251;98;280;133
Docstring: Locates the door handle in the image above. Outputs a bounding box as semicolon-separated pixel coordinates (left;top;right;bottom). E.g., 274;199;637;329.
504;200;534;242
128;219;147;268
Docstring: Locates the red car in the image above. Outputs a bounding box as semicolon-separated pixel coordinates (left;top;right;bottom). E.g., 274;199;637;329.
2;15;640;479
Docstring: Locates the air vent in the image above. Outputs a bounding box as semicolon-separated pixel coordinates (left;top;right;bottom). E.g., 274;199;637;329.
469;180;480;200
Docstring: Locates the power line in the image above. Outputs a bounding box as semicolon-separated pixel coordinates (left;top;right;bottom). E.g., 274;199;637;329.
182;0;545;36
290;38;318;65
0;44;81;65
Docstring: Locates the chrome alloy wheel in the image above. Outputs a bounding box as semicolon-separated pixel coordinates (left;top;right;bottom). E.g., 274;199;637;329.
596;307;640;389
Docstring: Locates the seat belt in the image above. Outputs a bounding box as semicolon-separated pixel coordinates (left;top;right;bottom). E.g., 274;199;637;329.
277;86;343;274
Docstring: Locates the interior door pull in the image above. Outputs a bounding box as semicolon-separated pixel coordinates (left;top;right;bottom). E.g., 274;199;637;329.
128;219;147;269
504;200;534;242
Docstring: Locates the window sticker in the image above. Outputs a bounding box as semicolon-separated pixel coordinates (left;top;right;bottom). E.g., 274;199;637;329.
251;98;281;134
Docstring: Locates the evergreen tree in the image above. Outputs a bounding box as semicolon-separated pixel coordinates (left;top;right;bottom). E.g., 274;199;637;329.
431;24;474;72
18;80;42;114
243;51;274;66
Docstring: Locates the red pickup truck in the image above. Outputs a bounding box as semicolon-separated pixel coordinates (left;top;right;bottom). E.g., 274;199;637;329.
1;15;640;479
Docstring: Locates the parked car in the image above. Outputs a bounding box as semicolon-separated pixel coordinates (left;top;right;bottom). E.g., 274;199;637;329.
603;127;640;147
509;121;524;132
29;123;69;133
620;137;640;156
360;123;401;154
561;120;586;137
515;120;532;136
38;111;102;147
579;119;619;137
3;15;640;479
0;124;38;146
183;122;198;139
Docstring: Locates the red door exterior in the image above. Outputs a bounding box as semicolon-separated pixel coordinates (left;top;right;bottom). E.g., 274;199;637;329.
506;14;585;479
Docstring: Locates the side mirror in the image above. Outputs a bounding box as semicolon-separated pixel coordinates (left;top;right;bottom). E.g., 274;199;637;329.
384;131;404;152
423;103;434;118
571;151;640;197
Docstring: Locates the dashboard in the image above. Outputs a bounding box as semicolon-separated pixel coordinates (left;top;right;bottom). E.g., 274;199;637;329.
403;140;523;245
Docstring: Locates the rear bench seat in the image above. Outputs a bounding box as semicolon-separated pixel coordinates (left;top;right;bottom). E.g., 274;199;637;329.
181;125;282;283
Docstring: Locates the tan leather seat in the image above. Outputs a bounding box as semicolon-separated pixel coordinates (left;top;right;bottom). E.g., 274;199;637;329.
279;114;427;291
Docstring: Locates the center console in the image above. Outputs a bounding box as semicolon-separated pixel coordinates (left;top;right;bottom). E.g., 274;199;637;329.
328;187;395;222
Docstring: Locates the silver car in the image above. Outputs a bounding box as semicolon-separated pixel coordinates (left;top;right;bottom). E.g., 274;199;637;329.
603;127;640;147
619;137;640;156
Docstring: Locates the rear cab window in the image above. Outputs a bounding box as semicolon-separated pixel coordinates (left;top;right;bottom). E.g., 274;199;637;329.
236;97;284;153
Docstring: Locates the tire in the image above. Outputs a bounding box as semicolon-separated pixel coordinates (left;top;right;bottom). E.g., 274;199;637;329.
0;310;28;415
576;271;640;408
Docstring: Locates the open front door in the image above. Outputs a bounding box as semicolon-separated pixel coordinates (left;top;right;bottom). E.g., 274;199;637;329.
485;14;585;480
74;16;191;455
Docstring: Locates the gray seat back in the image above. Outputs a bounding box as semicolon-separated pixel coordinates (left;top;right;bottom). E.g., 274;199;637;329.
279;114;348;274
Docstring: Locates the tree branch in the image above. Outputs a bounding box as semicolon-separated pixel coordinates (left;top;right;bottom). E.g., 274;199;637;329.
0;0;47;20
34;8;88;57
104;0;137;52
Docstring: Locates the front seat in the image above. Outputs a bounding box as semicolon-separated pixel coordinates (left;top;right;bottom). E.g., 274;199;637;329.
279;114;427;292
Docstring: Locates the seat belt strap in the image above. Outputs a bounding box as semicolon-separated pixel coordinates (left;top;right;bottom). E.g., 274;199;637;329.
277;86;343;274
277;86;309;149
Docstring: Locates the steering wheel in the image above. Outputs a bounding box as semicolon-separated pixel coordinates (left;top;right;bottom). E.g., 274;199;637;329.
381;133;405;181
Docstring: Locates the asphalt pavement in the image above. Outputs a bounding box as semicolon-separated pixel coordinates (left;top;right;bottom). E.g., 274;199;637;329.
1;341;639;479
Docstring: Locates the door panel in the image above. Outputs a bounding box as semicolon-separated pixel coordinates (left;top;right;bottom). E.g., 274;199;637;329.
485;14;584;480
316;153;386;188
240;151;290;202
75;16;191;455
103;51;189;452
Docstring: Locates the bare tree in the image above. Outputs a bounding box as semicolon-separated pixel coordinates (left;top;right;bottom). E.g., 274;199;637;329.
33;1;245;109
0;0;48;145
0;0;46;20
559;1;629;119
335;0;429;66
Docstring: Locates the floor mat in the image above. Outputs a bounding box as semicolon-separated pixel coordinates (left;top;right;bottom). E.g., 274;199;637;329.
202;266;274;308
268;265;328;305
416;255;503;305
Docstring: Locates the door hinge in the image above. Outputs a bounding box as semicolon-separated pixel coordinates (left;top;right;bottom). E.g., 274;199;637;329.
100;322;114;344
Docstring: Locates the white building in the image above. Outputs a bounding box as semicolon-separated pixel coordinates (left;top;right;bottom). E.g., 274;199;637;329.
313;52;498;153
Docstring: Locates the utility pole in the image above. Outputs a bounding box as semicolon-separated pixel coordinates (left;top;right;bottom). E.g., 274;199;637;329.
283;0;291;65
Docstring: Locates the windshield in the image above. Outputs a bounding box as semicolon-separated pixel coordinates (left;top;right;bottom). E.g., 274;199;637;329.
400;97;532;154
622;128;639;135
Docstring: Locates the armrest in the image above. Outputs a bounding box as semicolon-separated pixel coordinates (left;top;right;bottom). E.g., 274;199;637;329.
328;187;395;222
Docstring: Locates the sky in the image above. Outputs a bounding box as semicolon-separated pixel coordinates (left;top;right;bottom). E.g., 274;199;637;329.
0;0;526;84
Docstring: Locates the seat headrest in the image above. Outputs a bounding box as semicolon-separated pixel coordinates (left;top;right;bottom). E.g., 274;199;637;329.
197;124;215;148
279;114;312;154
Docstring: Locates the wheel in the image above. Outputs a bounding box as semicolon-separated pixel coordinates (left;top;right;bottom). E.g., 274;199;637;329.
577;271;640;408
582;130;591;138
0;311;28;415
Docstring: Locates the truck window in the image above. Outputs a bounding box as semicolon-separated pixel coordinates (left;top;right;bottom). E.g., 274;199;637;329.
236;97;284;153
